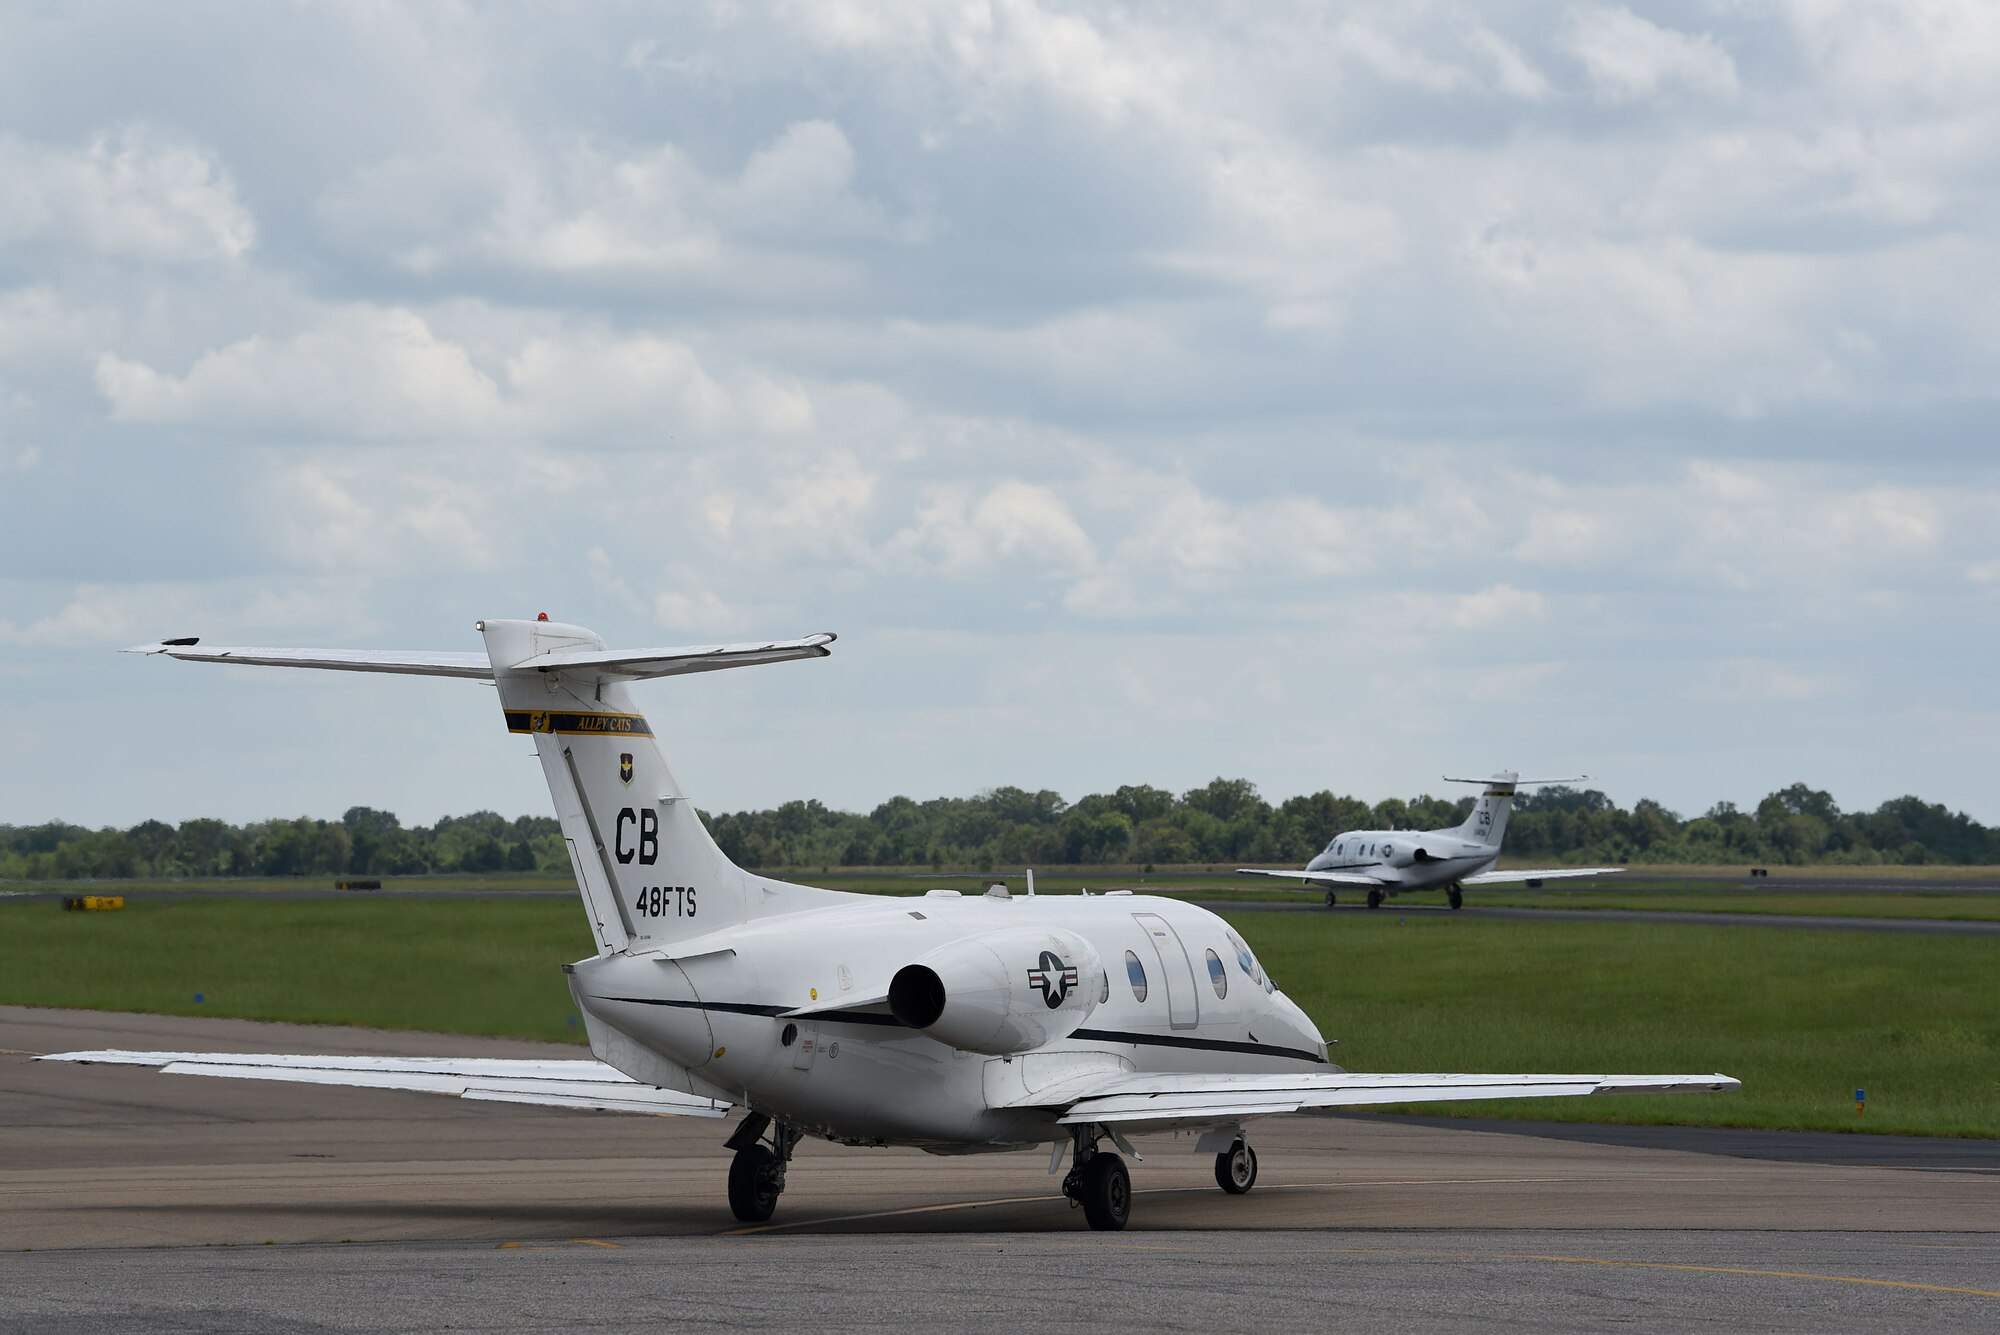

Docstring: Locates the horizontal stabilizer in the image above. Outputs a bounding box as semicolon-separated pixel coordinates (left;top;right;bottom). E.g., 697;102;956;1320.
123;642;492;677
40;1050;732;1118
124;631;837;684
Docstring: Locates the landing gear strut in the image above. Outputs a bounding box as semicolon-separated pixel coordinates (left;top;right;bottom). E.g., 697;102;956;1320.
1365;888;1384;910
1447;885;1464;911
725;1112;802;1223
1214;1138;1258;1194
1060;1125;1132;1231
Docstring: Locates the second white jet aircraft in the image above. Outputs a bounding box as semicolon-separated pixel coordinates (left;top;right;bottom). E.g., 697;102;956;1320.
1239;772;1624;910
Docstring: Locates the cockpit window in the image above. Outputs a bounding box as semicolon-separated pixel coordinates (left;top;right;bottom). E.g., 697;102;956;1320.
1125;950;1148;1003
1205;949;1227;999
1226;932;1268;993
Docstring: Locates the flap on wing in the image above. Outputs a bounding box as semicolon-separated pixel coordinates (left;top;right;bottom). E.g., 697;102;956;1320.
1459;867;1625;885
1053;1070;1739;1131
41;1050;731;1117
1235;868;1384;888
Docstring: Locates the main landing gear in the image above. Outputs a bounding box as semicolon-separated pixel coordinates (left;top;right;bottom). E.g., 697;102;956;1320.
1214;1138;1258;1194
1060;1127;1261;1229
1447;884;1464;911
1324;890;1337;909
1060;1125;1133;1231
1365;888;1384;910
725;1112;802;1223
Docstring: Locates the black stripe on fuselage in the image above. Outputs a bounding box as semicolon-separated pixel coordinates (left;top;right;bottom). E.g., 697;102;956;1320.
598;996;1323;1061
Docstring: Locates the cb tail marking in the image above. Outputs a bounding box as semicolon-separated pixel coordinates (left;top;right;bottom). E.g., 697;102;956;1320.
504;710;655;737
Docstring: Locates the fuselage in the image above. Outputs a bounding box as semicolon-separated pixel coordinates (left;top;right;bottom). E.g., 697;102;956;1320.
1304;829;1498;891
567;889;1326;1151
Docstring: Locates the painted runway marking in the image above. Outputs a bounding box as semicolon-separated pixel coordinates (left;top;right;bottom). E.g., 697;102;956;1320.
721;1174;1732;1235
1516;1254;2000;1301
1315;1247;2000;1301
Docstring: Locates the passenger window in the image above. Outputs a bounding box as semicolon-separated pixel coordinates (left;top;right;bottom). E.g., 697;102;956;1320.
1206;948;1227;999
1125;950;1148;1003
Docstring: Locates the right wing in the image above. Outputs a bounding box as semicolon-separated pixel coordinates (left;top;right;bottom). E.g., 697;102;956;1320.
1460;867;1625;886
40;1050;732;1117
1013;1069;1738;1135
1235;867;1384;888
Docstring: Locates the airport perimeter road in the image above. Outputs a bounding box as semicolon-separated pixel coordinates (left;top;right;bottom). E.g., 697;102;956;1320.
5;1007;1998;1332
5;1006;1997;1249
3;1231;1997;1333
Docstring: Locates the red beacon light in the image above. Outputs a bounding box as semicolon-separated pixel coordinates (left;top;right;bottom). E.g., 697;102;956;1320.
536;612;549;621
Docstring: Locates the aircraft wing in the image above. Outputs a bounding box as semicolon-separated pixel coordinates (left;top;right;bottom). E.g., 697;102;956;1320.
1028;1070;1737;1134
1458;868;1625;886
39;1051;732;1117
1235;868;1384;888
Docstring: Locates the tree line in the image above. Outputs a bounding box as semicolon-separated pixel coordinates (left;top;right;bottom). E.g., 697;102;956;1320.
4;781;1995;881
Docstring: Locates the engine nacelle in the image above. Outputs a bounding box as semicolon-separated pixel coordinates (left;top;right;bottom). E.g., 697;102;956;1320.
888;926;1105;1056
1380;842;1432;869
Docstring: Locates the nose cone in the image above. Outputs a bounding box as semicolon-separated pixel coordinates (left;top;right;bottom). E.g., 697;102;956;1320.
1268;988;1330;1065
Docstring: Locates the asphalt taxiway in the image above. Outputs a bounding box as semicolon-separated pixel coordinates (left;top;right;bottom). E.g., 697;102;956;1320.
4;1006;1996;1331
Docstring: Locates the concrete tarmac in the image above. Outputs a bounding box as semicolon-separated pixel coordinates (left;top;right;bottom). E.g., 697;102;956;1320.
4;1007;1997;1331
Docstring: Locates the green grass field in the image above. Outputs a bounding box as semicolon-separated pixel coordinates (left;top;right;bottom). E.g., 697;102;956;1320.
3;896;1993;1138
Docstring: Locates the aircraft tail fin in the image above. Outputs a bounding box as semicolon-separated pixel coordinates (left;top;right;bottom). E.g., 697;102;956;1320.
131;619;844;957
1445;771;1521;850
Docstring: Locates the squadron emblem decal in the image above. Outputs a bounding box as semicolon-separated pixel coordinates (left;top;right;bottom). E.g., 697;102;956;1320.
619;752;634;785
1026;950;1079;1009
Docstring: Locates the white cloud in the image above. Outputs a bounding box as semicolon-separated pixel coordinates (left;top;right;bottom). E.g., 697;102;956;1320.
1561;6;1739;103
96;307;503;440
0;129;255;262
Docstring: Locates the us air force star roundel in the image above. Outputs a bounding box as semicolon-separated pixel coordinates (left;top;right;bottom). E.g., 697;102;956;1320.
619;752;634;785
1026;950;1079;1009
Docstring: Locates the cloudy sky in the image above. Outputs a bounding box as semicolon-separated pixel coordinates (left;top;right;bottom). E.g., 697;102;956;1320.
3;1;1997;829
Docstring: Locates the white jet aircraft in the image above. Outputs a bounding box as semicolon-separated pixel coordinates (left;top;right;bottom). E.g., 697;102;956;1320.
1239;771;1625;910
46;622;1733;1230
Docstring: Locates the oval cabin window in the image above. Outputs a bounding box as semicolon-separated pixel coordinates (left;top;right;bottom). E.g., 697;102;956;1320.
1125;950;1148;1003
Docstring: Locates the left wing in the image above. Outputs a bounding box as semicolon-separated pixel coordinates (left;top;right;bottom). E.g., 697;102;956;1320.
40;1051;732;1117
1459;867;1625;886
1011;1069;1736;1135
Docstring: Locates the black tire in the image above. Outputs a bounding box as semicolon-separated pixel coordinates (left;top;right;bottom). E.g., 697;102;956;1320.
1214;1141;1258;1194
1365;889;1383;910
1079;1153;1131;1231
1447;887;1463;911
1324;890;1337;909
727;1143;781;1223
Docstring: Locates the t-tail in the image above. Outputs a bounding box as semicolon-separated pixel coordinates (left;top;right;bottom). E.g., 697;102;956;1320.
1442;771;1592;851
126;618;843;956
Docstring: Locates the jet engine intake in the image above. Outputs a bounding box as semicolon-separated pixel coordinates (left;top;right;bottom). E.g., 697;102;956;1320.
888;927;1104;1056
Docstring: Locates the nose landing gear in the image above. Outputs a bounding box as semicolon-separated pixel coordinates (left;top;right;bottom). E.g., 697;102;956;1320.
725;1112;802;1223
1214;1138;1258;1194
